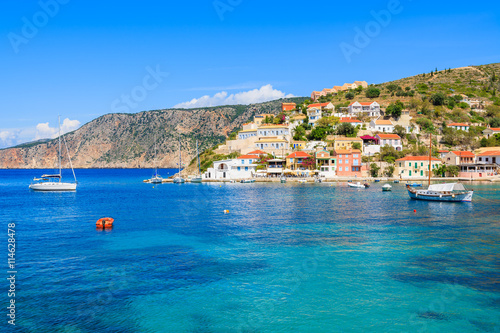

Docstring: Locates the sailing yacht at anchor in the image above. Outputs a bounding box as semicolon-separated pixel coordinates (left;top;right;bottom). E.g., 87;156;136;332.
29;116;77;191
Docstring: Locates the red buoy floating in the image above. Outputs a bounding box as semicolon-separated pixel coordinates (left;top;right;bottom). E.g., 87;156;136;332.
96;217;114;229
413;209;416;213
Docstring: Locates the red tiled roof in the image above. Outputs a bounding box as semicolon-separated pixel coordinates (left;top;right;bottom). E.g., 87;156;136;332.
376;134;401;140
476;150;500;156
286;151;312;159
451;151;475;157
438;150;449;153
487;128;500;131
396;156;441;162
448;123;469;127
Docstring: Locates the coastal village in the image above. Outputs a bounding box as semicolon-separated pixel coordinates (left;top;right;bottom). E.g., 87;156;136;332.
198;79;500;182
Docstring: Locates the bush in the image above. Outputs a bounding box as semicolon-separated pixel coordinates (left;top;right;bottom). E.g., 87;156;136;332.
430;93;446;106
365;87;381;98
370;163;380;177
345;91;355;100
336;123;357;137
386;100;404;118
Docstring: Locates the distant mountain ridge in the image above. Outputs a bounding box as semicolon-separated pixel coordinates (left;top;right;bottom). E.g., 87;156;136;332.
0;98;305;169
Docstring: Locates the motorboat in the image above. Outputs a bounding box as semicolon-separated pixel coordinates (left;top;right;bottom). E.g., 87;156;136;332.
382;184;392;191
240;179;255;183
347;182;369;188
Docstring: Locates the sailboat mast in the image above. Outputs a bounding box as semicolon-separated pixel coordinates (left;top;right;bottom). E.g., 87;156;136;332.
428;133;432;186
196;140;200;175
58;115;62;182
179;135;182;176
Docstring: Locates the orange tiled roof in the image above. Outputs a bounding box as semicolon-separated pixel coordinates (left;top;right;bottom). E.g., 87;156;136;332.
286;151;312;159
376;134;401;140
247;150;266;155
375;119;393;125
334;149;361;154
349;101;377;106
396;156;441;162
487;127;500;131
448;123;469;127
451;151;475;157
238;155;259;159
476;150;500;156
339;118;362;123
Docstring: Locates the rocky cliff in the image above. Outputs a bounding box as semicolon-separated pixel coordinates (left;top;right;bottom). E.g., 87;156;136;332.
0;98;305;169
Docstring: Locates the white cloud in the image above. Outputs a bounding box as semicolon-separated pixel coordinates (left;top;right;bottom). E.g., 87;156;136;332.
0;130;19;148
35;118;81;140
174;84;295;109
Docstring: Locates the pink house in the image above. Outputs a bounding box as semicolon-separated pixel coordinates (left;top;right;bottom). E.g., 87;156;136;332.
334;149;363;177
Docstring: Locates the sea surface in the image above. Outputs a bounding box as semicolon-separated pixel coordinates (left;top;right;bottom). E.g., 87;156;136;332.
1;169;499;333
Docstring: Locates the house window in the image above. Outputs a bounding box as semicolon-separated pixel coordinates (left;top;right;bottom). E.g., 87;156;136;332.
409;162;412;167
353;154;358;158
245;167;248;171
339;160;342;164
421;162;423;167
345;160;349;164
353;159;359;166
339;167;342;171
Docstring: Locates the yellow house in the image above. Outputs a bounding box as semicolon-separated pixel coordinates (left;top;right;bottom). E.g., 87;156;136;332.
395;156;442;178
333;137;363;152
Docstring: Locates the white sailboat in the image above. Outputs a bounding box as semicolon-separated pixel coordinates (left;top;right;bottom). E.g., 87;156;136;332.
148;135;163;184
190;140;202;183
173;135;185;184
29;116;77;191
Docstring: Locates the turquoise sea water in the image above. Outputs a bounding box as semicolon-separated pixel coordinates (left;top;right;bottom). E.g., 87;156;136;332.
1;169;499;333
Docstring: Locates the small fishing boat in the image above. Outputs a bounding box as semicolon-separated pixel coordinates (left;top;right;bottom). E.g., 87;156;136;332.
298;179;307;184
374;179;380;183
240;179;255;183
280;177;287;183
394;179;400;183
407;183;422;187
348;182;369;188
405;134;473;202
382;184;392;191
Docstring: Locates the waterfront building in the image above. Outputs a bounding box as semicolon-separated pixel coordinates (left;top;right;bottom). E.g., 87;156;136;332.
334;149;363;177
395;156;441;178
286;151;312;171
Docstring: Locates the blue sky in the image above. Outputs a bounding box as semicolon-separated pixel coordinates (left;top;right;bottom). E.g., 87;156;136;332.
1;0;499;148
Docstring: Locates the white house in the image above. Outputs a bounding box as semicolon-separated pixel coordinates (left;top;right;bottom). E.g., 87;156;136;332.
348;101;381;117
338;118;363;128
370;119;394;133
307;107;322;127
375;133;403;151
447;123;469;132
204;155;258;180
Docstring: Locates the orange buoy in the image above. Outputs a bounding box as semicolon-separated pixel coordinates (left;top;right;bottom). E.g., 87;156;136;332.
96;217;114;229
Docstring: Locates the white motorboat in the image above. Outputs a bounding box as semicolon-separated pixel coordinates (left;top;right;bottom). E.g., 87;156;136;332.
29;116;77;192
347;182;369;188
382;184;392;191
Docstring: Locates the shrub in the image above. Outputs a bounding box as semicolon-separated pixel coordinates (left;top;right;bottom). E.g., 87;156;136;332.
365;87;381;98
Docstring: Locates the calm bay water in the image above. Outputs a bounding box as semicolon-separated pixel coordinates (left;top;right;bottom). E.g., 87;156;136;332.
1;169;499;332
